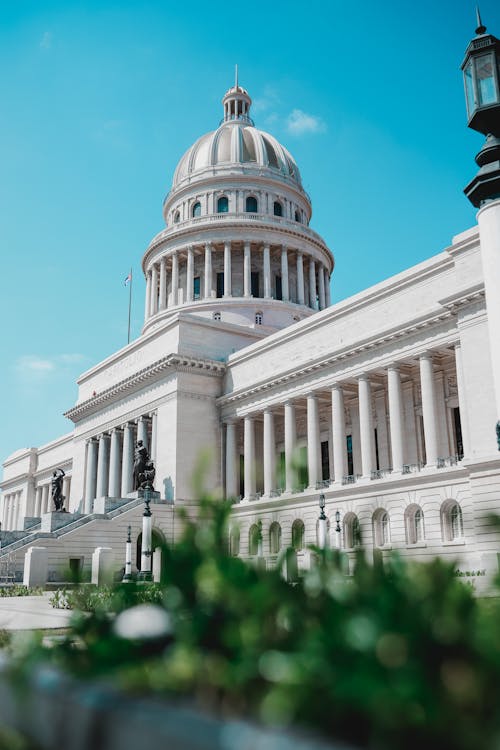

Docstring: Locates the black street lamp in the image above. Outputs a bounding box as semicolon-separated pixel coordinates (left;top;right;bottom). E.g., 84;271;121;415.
462;10;500;207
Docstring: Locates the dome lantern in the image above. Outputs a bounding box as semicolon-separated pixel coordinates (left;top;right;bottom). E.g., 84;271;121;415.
222;65;253;123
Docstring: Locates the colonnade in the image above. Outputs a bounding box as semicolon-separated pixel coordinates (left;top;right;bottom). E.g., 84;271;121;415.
144;242;331;321
83;414;156;514
2;474;73;530
2;490;22;530
225;350;465;501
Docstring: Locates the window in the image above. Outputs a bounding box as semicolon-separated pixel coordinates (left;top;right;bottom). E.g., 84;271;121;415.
269;522;282;554
343;513;361;549
273;201;283;217
173;210;180;223
405;504;425;545
255;312;263;325
251;271;260;297
346;435;354;476
229;527;240;556
275;275;282;301
249;524;260;556
217;196;229;213
212;311;221;321
294;210;301;223
373;509;390;547
192;201;201;217
321;440;330;481
246;196;258;213
453;407;464;458
441;500;464;542
216;272;224;298
292;519;305;551
193;276;201;300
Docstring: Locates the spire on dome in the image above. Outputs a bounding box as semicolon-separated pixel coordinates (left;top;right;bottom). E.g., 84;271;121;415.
475;5;486;35
222;71;253;123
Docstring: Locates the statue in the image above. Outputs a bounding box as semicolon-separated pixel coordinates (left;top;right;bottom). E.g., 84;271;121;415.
133;440;155;490
51;468;66;512
496;420;500;451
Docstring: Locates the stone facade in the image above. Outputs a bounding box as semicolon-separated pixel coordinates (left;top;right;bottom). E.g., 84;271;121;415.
1;82;500;591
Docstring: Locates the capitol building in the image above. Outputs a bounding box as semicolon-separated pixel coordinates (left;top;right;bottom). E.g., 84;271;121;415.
2;23;500;590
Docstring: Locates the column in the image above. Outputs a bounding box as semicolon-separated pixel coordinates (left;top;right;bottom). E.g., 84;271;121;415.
108;428;122;498
223;241;232;296
297;252;305;305
284;400;297;492
149;263;158;317
358;375;375;477
144;271;151;322
121;422;135;496
454;342;470;457
84;438;98;513
387;366;404;472
42;483;50;515
225;421;238;499
325;269;331;306
204;242;212;299
150;411;158;464
8;496;15;529
281;246;289;302
332;385;347;483
62;476;71;506
243;416;256;499
137;416;149;451
96;434;110;499
159;257;167;311
171;252;179;306
263;409;276;496
263;244;271;298
309;258;317;309
307;393;321;487
34;486;43;517
2;495;9;528
244;242;251;297
420;352;439;467
318;264;326;310
186;245;194;303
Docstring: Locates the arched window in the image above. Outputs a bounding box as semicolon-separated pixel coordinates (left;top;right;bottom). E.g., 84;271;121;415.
249;524;262;556
173;210;180;223
269;522;282;554
294;210;301;223
273;201;283;217
405;504;425;545
213;311;221;321
192;201;201;217
255;312;263;325
441;501;464;541
229;527;240;557
343;512;361;549
246;196;258;212
291;519;305;551
217;196;229;213
373;509;390;547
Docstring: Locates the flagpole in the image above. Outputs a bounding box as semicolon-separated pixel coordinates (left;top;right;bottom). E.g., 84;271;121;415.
127;268;132;345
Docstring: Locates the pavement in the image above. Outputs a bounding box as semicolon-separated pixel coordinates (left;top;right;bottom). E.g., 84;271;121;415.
0;593;72;631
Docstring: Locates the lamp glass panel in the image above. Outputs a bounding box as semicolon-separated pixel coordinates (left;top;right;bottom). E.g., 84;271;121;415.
475;53;497;105
464;61;475;116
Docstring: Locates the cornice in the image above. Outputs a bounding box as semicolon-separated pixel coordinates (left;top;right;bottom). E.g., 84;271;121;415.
65;353;226;422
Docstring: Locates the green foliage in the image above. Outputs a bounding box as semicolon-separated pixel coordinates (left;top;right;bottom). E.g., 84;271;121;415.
0;586;43;597
13;497;500;750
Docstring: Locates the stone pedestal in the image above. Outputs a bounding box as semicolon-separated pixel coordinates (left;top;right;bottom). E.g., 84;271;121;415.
41;512;82;533
23;516;41;531
91;547;114;586
23;547;48;588
153;547;162;583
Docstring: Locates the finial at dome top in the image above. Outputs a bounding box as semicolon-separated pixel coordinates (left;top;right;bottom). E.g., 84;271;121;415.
475;5;486;35
222;69;252;123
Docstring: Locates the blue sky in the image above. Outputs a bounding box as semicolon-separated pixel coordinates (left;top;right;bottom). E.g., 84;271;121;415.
0;0;498;463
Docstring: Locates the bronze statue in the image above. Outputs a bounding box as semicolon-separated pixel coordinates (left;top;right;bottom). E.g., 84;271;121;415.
51;468;66;512
133;440;155;490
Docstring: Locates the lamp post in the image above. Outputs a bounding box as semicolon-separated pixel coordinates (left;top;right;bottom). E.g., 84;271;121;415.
335;510;341;549
138;488;153;581
318;493;328;549
122;525;132;582
462;13;500;446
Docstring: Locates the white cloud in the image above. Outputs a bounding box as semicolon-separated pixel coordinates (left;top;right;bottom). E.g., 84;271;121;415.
286;109;326;136
40;31;52;50
15;354;86;378
252;87;280;115
17;356;55;373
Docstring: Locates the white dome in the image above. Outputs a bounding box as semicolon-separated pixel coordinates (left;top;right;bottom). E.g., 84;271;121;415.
172;85;303;191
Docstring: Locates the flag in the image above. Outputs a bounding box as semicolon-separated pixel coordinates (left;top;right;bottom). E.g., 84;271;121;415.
124;271;132;286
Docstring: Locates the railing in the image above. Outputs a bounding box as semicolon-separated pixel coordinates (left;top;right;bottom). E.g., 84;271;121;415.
437;454;464;469
315;479;331;489
269;488;284;498
402;463;424;475
370;468;392;480
342;474;361;486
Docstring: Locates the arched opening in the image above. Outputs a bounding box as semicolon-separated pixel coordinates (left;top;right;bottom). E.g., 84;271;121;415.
217;196;229;213
291;519;305;551
229;526;240;556
192;201;201;218
246;196;258;213
294;210;301;223
173;210;180;223
405;504;425;544
343;512;361;549
441;500;464;541
269;522;282;554
255;311;263;325
273;201;283;217
373;509;390;547
136;528;165;571
248;524;260;556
